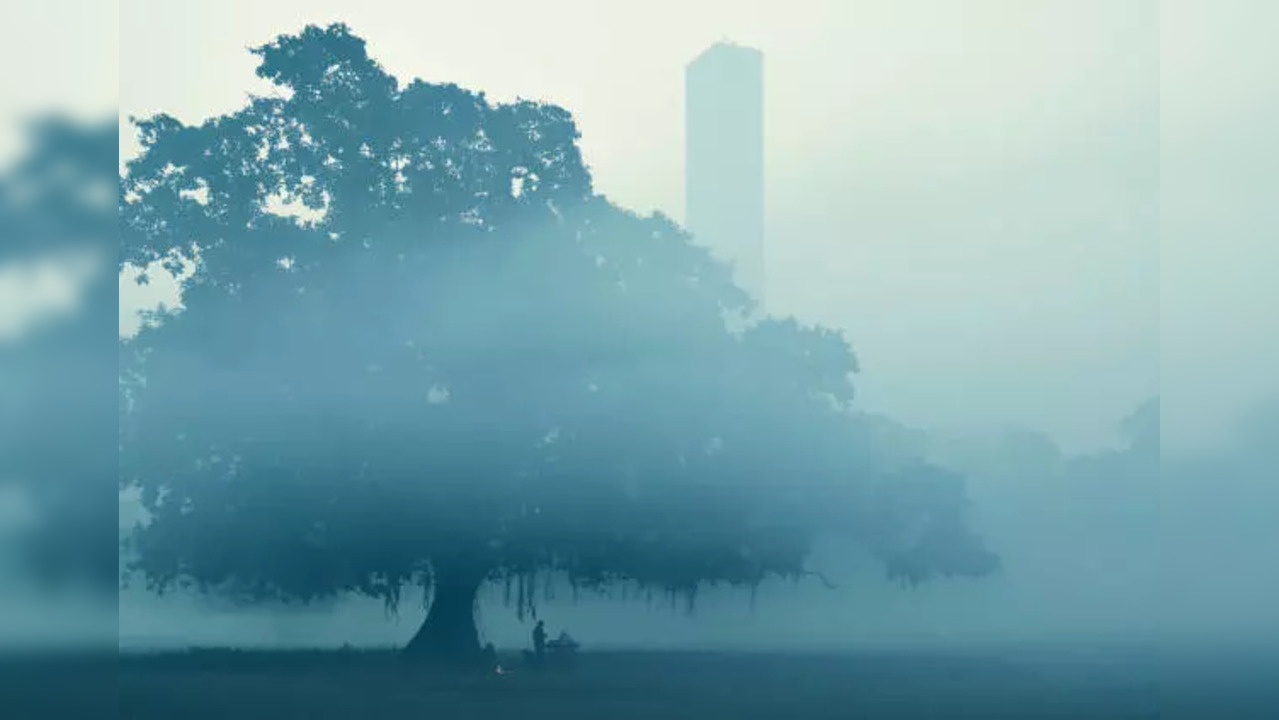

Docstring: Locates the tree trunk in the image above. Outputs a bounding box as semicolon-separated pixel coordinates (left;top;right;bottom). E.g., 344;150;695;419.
402;562;486;666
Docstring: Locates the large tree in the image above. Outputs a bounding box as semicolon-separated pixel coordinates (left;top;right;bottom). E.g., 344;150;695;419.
119;24;995;664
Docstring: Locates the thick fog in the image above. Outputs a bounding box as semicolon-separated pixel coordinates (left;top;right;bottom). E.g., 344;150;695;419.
1;1;1275;658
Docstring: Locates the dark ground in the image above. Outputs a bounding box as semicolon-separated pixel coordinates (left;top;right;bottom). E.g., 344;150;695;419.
3;644;1276;719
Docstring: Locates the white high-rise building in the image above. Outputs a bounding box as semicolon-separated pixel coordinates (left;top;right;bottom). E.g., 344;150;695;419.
685;41;765;307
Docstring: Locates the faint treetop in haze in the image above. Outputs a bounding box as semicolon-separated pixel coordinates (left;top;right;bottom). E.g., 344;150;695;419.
1118;397;1159;454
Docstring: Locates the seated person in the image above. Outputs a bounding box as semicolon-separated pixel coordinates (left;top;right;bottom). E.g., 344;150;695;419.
551;630;579;650
546;630;580;663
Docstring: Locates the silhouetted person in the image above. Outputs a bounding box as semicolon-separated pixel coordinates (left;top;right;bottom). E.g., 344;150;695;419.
532;620;547;663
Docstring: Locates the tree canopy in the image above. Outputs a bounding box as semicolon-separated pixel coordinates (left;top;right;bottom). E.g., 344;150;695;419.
118;24;995;663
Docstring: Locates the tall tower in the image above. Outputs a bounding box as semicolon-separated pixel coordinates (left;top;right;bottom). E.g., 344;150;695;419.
685;41;765;306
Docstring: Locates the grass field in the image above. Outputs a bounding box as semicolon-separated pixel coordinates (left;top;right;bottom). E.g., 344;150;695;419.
4;644;1276;719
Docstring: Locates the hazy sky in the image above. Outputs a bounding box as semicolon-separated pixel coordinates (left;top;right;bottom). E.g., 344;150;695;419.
0;0;117;161
111;0;1159;451
12;1;1272;452
1160;1;1279;451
